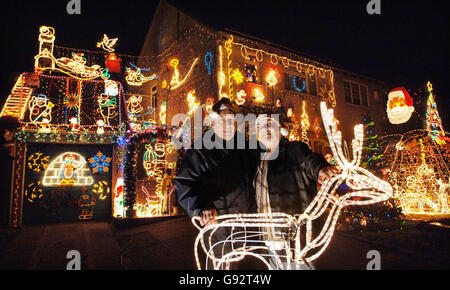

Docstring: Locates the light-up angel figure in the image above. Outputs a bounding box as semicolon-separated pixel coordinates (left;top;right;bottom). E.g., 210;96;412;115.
96;34;118;53
192;101;393;270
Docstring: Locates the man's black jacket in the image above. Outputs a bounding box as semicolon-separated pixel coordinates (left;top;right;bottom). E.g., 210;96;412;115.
174;136;256;217
252;138;331;215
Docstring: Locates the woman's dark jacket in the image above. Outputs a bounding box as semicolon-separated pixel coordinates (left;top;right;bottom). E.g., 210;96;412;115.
252;138;330;215
174;135;256;217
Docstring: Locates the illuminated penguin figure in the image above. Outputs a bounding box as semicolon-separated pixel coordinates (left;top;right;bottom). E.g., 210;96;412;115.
60;154;82;185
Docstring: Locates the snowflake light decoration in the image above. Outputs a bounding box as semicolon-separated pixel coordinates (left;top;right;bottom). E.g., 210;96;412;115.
88;151;112;173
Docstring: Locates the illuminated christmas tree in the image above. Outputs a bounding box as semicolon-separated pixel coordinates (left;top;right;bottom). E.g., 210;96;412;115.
425;81;449;145
361;113;383;172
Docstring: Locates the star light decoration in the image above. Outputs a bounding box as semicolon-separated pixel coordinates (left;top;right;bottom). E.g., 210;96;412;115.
88;151;112;173
192;102;393;270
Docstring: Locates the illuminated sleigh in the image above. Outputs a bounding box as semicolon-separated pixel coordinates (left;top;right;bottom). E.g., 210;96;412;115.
192;102;393;270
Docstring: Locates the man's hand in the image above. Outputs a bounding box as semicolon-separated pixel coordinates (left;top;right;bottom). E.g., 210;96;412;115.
199;209;217;226
318;165;342;185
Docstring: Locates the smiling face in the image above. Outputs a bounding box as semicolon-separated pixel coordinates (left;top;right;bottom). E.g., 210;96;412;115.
212;109;237;141
387;89;414;124
256;116;281;151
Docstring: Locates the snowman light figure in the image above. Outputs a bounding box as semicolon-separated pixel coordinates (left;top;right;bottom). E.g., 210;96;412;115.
96;119;105;135
39;118;51;133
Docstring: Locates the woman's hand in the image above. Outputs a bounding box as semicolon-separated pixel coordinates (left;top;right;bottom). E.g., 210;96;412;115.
318;166;342;185
199;209;218;226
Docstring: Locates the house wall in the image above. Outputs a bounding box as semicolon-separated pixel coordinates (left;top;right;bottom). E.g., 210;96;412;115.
139;2;393;150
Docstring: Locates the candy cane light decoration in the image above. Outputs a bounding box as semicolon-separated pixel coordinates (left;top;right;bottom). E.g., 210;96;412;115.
192;101;393;270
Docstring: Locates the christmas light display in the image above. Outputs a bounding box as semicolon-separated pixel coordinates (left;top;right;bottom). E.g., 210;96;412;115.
204;51;213;75
88;151;112;173
187;90;200;111
126;95;144;121
35;26;56;70
169;57;199;90
96;34;118;53
124;127;179;218
79;189;96;220
91;180;110;200
235;90;247;106
254;88;265;102
361;113;383;169
386;130;449;217
312;117;322;139
42;152;94;186
125;63;158;86
28;94;54;123
293;76;306;93
225;35;234;98
231;68;244;84
218;45;226;99
0;74;34;119
265;70;278;87
230;38;336;107
205;98;214;114
300;100;310;148
97;94;118;125
386;87;414;124
192;102;392;270
25;182;43;203
160;101;167;125
34;26;110;81
27;152;50;173
425;81;449;145
104;80;119;96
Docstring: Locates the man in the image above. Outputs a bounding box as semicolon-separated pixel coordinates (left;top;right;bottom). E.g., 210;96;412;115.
174;98;254;226
253;113;340;215
252;112;340;269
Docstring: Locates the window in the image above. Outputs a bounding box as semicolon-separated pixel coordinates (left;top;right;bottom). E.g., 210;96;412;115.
308;73;317;96
361;86;368;107
344;81;352;103
245;63;258;83
285;73;307;93
351;83;360;105
344;81;368;107
151;85;157;109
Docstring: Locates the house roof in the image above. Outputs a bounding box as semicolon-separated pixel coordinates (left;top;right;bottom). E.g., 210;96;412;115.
162;0;391;87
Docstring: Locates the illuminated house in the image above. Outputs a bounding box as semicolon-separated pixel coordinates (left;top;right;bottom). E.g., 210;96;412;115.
2;26;181;227
137;0;392;153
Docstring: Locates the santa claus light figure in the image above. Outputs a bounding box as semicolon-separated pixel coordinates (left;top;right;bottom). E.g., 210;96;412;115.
386;87;415;124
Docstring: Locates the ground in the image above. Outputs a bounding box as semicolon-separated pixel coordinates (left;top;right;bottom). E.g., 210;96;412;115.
0;216;448;270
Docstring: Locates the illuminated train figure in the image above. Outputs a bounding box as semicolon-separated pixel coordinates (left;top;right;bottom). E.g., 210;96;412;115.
192;102;393;270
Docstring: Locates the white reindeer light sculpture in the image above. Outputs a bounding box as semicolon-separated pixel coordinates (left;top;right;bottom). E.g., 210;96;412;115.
192;102;393;270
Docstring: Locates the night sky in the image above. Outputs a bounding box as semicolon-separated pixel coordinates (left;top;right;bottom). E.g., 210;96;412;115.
1;0;448;128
